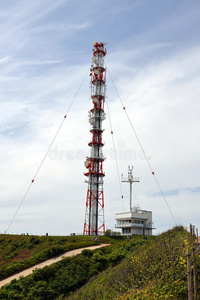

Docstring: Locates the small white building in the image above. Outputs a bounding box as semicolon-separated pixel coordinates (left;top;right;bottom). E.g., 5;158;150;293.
115;207;153;236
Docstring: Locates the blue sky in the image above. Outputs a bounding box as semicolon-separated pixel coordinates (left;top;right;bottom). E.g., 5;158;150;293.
0;0;200;235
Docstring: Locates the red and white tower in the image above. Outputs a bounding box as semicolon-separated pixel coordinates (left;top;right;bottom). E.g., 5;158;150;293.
83;41;107;236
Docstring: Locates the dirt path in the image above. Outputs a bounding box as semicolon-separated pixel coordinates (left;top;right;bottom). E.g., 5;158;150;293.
0;244;109;288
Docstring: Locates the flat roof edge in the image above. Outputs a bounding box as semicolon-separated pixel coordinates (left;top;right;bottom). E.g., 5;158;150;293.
115;210;152;215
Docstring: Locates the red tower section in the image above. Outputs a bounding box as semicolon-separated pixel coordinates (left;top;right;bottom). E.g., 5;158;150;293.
83;42;107;236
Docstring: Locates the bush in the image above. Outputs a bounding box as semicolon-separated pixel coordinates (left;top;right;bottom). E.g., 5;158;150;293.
68;227;191;300
0;235;146;299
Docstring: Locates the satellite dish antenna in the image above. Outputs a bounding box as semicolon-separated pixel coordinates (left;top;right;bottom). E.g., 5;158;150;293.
93;97;98;103
94;69;99;75
101;114;106;121
93;41;97;46
92;57;97;63
84;161;90;168
89;117;95;125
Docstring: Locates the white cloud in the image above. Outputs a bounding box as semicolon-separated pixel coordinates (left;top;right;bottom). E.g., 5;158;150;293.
33;21;90;32
0;55;12;64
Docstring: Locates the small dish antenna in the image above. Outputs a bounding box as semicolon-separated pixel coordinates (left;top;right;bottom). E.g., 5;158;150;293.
94;69;99;75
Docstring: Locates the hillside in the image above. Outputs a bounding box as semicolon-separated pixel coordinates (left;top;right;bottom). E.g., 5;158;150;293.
0;234;99;280
68;226;199;300
0;235;149;299
0;227;198;299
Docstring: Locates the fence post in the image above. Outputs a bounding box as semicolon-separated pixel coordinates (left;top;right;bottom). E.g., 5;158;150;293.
196;228;198;246
187;251;192;300
193;225;195;241
193;248;197;300
190;224;192;245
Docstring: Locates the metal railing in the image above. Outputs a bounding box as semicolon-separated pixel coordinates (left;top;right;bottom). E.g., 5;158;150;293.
115;223;144;228
115;223;154;229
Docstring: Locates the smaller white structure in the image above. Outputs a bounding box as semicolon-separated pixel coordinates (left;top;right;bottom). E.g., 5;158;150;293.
115;166;154;236
115;206;153;236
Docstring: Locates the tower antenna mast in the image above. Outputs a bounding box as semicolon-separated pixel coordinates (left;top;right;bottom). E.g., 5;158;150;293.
83;41;107;236
121;166;140;211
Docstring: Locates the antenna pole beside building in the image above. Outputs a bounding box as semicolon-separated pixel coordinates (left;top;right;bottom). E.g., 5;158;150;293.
121;166;140;212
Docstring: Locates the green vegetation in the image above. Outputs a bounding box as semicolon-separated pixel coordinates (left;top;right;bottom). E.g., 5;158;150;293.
0;235;149;299
69;226;198;299
0;234;98;280
0;227;199;300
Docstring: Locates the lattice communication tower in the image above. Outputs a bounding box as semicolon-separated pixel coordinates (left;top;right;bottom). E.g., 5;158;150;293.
83;41;107;235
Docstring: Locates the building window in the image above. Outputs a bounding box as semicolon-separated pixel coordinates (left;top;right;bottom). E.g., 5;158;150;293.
131;219;145;224
122;228;131;234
